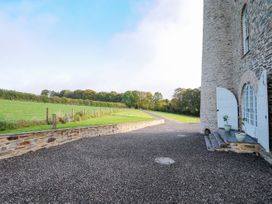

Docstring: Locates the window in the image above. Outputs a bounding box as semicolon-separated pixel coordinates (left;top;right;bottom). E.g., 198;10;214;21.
242;5;250;55
243;84;257;127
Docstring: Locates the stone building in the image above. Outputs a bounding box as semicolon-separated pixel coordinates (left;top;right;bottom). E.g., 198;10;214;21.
201;0;272;152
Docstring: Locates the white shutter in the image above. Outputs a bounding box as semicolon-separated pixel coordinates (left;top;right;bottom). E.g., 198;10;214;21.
257;70;269;152
216;87;238;130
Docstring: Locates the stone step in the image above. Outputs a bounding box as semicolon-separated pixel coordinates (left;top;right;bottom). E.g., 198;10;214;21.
204;135;214;151
217;128;258;144
205;129;261;154
209;133;220;149
213;132;227;148
217;129;230;143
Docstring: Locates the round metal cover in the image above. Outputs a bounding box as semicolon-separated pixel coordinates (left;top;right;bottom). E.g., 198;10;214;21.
155;157;175;165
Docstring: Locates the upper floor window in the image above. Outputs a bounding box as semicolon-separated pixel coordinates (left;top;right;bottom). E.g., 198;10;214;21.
242;5;250;55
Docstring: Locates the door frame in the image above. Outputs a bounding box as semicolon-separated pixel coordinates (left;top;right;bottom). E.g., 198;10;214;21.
216;87;238;130
241;83;257;138
238;70;270;152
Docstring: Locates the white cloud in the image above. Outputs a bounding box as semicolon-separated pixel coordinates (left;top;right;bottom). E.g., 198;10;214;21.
100;0;203;97
0;0;203;99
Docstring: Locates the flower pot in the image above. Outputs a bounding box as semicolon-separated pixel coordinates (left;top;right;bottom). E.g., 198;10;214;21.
235;132;246;142
224;125;231;132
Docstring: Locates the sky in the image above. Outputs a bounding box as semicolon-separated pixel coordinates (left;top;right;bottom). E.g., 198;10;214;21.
0;0;203;99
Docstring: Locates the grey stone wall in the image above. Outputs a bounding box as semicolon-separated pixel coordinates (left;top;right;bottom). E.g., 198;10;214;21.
0;119;164;160
201;0;272;147
231;0;272;148
201;0;235;132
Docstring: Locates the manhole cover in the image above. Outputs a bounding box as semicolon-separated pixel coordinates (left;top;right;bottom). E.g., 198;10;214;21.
177;134;186;137
155;157;175;165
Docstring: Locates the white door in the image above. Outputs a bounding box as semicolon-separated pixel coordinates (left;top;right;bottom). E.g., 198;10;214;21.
256;70;269;152
216;87;238;130
242;84;257;137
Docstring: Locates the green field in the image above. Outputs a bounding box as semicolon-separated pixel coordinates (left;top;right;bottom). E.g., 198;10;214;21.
0;99;153;133
0;99;116;121
151;111;200;123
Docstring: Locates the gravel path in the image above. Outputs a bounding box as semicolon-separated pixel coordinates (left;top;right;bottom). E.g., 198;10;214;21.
0;118;272;203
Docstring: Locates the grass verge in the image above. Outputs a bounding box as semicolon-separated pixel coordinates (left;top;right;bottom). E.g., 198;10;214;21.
0;99;119;121
151;111;200;123
0;110;154;134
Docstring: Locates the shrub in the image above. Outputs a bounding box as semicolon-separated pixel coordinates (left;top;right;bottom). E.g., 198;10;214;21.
73;114;82;122
63;114;72;123
0;120;47;131
0;121;17;131
0;89;127;108
57;116;66;124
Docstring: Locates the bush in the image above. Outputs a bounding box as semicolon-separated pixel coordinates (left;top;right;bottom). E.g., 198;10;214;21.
0;121;17;131
0;89;127;108
57;116;67;124
0;120;47;131
73;113;82;122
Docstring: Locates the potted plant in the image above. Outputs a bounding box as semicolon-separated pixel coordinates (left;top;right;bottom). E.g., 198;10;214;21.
235;118;247;142
223;115;231;132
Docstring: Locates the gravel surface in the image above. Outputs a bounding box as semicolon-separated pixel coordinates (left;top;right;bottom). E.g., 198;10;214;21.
0;118;272;203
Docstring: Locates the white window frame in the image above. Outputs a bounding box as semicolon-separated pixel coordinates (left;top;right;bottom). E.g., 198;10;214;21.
242;84;257;137
242;6;250;55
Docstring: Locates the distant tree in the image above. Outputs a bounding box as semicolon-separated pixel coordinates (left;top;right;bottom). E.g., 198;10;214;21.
82;89;96;100
170;88;200;116
49;91;60;97
59;90;73;98
152;92;168;111
108;91;122;102
173;88;185;100
95;92;108;101
122;91;136;108
153;99;170;112
179;89;200;116
39;87;199;116
41;89;50;97
138;91;153;109
72;90;85;99
170;98;180;113
153;92;163;102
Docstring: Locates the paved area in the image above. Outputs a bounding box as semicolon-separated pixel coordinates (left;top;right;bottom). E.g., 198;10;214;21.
0;118;272;203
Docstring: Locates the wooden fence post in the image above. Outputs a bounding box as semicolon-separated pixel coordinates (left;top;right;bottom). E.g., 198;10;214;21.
72;108;74;119
46;108;49;124
52;114;57;129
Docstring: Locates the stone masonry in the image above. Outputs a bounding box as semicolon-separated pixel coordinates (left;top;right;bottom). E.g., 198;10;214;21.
201;0;272;148
0;119;164;160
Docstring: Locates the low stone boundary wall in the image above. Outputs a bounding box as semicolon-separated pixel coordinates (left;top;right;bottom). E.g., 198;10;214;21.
0;119;164;160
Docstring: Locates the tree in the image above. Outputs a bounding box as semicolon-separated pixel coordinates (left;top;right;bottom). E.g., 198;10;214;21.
122;91;135;108
41;90;50;97
138;91;153;109
170;88;200;116
59;90;73;98
179;89;200;116
49;91;60;97
153;99;170;112
72;90;84;99
82;89;96;100
153;92;163;102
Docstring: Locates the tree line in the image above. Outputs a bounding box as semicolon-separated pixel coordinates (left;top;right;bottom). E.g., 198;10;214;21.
41;89;122;102
41;88;200;116
0;89;126;108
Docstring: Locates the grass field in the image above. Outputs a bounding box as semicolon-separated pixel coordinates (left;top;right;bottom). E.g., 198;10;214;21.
0;99;154;133
151;111;200;123
0;99;116;121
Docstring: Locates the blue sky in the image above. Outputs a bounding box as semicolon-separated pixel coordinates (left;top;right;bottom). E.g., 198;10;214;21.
0;0;150;39
0;0;203;98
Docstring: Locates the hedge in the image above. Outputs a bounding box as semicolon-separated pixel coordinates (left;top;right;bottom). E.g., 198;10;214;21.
0;89;127;108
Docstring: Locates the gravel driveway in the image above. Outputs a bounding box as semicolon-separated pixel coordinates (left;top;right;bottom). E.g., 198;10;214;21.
0;118;272;203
